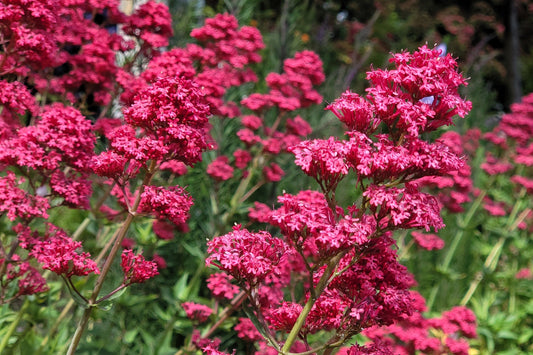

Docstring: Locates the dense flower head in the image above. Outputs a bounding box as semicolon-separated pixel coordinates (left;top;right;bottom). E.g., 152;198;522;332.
363;183;444;231
206;273;240;300
207;156;234;181
0;172;50;221
291;137;349;191
327;236;415;327
123;0;173;50
263;162;284;182
234;317;263;342
139;186;193;226
20;224;99;277
0;103;95;172
416;131;475;213
269;190;334;245
91;151;127;180
182;302;213;323
122;77;212;165
342;131;465;184
121;249;159;284
411;231;445;250
485;92;533;148
206;227;290;286
124;76;210;132
190;13;264;68
233;149;252;169
0;0;60;73
151;219;175;240
5;257;49;296
241;51;324;112
364;298;476;355
328;45;471;138
0;80;37;132
370;45;471;136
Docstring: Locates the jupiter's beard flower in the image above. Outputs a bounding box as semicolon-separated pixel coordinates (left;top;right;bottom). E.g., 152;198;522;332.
205;46;473;352
139;186;193;226
120;76;212;166
206;227;290;287
19;225;99;277
121;250;159;284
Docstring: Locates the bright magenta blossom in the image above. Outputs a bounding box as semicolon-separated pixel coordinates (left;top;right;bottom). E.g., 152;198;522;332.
182;302;213;323
121;250;158;284
0;172;49;221
19;225;99;277
206;227;290;286
207;156;234;181
140;186;193;226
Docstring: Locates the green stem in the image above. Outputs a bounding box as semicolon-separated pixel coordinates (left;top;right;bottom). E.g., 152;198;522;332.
460;199;529;306
426;188;487;311
66;161;157;354
0;299;29;353
37;299;74;354
281;253;344;353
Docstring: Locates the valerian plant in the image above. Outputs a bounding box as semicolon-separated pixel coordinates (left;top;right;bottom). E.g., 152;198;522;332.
0;0;489;353
204;45;478;354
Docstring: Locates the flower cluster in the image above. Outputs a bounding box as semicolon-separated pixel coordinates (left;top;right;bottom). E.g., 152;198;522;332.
242;50;324;112
139;186;193;226
121;249;159;284
360;292;477;355
19;225;99;278
206;226;290;286
206;46;474;353
182;302;213;323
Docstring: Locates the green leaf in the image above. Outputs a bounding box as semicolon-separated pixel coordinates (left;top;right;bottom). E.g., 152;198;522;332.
62;277;90;309
173;272;189;301
497;330;518;340
518;328;533;344
124;329;138;344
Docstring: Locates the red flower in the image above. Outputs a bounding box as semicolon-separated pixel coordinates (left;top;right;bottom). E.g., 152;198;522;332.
121;250;158;284
182;302;213;323
207;156;234;181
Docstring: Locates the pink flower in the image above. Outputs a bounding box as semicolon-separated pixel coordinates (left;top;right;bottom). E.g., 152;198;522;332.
248;202;272;223
182;302;213;323
263;163;284;182
206;273;240;300
515;268;532;280
123;1;173;50
207;156;234;181
92;151;127;180
24;225;99;277
122;77;212;165
266;302;303;332
121;249;158;284
482;197;507;216
234;318;262;341
510;175;533;193
411;231;445;250
206;227;290;286
6;258;48;296
286;115;312;136
151;254;167;269
152;220;175;240
291;137;349;190
159;160;188;175
241;115;263;130
140;186;193;225
0;172;49;221
233;149;252;169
